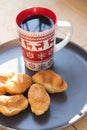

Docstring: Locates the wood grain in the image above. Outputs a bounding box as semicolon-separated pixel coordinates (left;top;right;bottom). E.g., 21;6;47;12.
62;126;76;130
74;115;87;130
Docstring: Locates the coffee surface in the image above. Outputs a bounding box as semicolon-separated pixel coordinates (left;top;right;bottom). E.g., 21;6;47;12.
20;15;54;32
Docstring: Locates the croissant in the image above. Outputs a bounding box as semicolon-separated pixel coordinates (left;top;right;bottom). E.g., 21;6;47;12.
0;72;15;95
0;94;28;117
28;83;50;116
0;72;15;83
5;73;32;94
32;70;68;93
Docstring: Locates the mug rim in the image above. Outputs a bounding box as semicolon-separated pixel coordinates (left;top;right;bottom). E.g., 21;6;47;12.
16;7;58;33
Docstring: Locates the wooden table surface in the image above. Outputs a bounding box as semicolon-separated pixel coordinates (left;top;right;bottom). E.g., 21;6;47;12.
0;0;87;130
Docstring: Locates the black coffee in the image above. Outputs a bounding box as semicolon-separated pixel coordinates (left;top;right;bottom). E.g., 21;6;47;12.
20;15;54;32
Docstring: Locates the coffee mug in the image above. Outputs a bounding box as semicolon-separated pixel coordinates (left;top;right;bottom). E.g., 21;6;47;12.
16;7;73;71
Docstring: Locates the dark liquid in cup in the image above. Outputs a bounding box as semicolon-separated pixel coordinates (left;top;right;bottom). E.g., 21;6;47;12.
20;15;54;32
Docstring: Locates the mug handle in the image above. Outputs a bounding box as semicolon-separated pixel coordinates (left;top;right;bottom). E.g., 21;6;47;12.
54;20;73;52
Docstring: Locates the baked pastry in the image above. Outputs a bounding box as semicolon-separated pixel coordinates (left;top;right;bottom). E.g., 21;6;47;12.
28;83;50;116
0;83;6;95
32;70;68;93
0;94;28;117
0;72;15;83
0;72;15;95
5;73;32;94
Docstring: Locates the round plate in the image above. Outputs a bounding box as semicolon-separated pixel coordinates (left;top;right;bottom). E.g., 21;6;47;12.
0;38;87;130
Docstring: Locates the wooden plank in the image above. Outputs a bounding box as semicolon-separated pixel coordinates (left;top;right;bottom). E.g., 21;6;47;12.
61;125;75;130
55;0;87;46
74;115;87;130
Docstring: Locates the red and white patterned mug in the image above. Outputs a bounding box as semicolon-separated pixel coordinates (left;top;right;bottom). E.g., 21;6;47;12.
16;7;73;71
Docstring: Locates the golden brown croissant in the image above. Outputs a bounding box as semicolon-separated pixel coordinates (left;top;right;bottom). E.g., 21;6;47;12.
32;70;68;93
0;94;28;117
5;73;32;94
0;72;15;95
0;72;15;83
0;83;6;95
28;83;50;116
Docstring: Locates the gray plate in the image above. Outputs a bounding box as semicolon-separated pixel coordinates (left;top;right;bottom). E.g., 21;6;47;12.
0;38;87;130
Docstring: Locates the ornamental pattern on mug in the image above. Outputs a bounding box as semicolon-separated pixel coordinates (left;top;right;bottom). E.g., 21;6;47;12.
21;37;54;61
24;58;53;71
20;37;54;51
22;46;54;61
